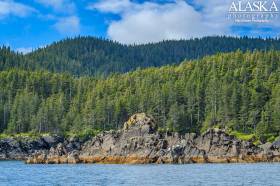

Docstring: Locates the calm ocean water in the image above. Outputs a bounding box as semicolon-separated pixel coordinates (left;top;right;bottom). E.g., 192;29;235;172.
1;161;280;186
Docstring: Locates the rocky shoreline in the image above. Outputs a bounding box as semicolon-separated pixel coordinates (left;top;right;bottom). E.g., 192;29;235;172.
0;135;65;161
1;113;280;164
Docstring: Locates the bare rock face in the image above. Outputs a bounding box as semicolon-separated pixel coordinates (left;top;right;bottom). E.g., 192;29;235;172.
0;136;62;160
123;113;157;133
25;113;280;164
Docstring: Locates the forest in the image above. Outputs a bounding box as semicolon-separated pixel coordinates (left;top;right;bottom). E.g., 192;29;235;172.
0;49;279;143
1;36;280;77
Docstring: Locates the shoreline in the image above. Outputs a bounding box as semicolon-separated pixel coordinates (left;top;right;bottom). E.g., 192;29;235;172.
1;114;280;165
25;153;280;164
2;159;280;165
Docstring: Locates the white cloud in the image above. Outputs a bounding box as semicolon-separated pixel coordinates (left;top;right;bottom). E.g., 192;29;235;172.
16;47;33;54
89;0;280;44
0;0;36;19
35;0;79;35
54;16;80;35
36;0;75;13
89;0;231;44
87;0;132;14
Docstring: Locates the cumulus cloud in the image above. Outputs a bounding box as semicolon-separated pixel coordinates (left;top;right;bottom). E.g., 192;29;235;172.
35;0;75;13
0;0;36;19
88;0;231;44
54;16;80;35
89;0;280;44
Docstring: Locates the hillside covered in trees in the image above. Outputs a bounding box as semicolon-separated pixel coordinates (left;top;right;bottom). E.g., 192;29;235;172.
0;50;279;142
1;36;280;77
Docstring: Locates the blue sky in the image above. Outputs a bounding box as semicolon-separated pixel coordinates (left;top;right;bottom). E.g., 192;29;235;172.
0;0;280;53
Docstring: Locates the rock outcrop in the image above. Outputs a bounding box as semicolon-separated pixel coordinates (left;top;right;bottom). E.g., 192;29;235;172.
25;113;280;164
0;135;63;160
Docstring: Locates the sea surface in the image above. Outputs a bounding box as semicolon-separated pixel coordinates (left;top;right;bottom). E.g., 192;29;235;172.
1;161;280;186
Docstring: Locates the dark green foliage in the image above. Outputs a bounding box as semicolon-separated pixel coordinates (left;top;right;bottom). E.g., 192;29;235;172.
1;36;280;77
0;50;279;140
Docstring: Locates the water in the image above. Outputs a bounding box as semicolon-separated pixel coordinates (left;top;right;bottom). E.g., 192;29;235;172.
1;161;280;186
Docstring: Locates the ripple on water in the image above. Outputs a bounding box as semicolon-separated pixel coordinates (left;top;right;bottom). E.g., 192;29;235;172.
1;161;280;186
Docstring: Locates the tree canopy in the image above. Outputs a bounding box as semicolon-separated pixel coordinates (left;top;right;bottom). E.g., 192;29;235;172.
1;36;280;77
0;50;279;142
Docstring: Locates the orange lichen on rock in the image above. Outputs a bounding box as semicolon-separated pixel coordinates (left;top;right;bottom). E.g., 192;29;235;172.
79;155;155;164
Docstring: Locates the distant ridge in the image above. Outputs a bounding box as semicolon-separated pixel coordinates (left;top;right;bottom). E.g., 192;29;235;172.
1;36;280;76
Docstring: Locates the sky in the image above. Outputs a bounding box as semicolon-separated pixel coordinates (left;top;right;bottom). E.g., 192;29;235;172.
0;0;280;53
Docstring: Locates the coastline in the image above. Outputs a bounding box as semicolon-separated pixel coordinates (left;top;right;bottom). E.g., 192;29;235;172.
1;113;280;165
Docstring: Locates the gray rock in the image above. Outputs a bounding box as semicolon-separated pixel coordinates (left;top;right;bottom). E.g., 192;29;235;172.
2;113;278;164
42;136;63;147
259;142;272;152
272;139;280;149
